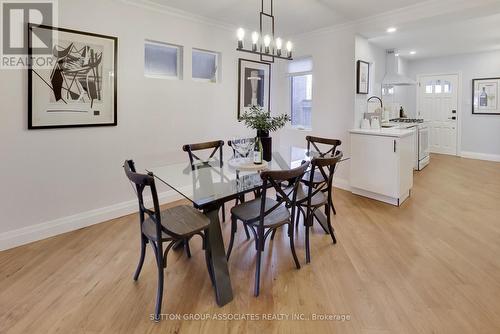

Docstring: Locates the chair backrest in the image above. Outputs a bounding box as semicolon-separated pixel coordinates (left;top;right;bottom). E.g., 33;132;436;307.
123;160;177;239
306;150;344;202
306;136;342;157
257;161;310;234
182;140;224;170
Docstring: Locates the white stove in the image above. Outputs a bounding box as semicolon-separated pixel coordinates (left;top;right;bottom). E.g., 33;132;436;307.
385;119;430;171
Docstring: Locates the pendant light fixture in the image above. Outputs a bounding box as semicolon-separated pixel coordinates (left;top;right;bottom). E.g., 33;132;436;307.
236;0;293;62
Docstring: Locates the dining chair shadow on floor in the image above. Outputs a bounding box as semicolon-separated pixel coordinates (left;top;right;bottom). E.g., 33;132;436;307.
124;160;213;321
303;136;342;215
226;161;310;296
293;151;343;263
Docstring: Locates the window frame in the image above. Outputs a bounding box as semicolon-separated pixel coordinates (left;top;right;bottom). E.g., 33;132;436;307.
191;48;220;83
144;39;183;80
289;70;313;131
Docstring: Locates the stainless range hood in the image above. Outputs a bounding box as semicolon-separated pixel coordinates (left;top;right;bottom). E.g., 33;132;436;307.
382;50;416;86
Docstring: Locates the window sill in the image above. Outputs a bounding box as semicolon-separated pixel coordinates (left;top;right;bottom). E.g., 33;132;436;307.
145;74;181;80
288;126;312;132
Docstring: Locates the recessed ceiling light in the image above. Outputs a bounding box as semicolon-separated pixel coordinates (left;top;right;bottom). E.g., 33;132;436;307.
410;51;416;55
387;27;397;33
395;53;400;57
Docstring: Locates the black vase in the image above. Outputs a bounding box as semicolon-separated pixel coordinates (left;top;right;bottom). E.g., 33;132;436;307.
257;130;272;162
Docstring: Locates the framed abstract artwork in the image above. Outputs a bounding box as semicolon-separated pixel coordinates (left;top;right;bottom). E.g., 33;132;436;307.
357;60;370;94
28;24;118;129
237;58;271;119
472;78;500;115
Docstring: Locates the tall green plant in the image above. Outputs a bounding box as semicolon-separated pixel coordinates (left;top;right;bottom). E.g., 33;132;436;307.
240;106;290;132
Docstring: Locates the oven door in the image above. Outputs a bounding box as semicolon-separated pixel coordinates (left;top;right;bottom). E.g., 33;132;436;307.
419;126;430;160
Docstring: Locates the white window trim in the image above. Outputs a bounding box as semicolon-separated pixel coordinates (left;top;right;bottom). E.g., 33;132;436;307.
144;39;183;80
191;48;220;83
288;70;313;131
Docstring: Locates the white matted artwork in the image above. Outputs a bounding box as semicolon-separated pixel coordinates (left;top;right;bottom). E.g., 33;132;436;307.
472;78;500;115
237;58;271;119
28;25;118;129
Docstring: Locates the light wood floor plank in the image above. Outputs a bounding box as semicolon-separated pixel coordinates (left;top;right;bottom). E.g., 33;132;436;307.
1;154;499;333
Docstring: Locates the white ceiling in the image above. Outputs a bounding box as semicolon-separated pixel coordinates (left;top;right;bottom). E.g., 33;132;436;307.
141;0;430;36
363;0;500;60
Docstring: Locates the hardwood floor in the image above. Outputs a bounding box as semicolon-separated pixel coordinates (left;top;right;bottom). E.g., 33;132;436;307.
1;154;500;333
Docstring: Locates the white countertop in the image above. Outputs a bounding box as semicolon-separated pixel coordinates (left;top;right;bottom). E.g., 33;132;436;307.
349;127;415;138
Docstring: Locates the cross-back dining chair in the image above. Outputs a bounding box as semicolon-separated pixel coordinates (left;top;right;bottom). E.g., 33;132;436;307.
227;161;310;296
297;151;343;263
182;140;225;170
123;160;212;321
304;136;342;215
182;140;228;220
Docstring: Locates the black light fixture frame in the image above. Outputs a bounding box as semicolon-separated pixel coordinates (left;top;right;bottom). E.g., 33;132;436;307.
236;0;292;62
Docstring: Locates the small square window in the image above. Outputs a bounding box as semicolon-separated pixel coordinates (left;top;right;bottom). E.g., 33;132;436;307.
145;40;183;79
192;49;219;83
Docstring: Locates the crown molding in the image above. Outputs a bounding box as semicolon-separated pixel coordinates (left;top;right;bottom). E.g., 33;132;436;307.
118;0;236;32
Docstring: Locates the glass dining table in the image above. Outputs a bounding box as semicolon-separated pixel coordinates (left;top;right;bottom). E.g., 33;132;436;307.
147;146;346;307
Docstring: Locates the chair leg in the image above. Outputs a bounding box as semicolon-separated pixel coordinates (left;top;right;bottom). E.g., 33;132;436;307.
221;205;226;222
154;243;165;322
326;203;337;244
254;239;262;297
305;223;311;264
288;222;301;269
185;238;192;258
330;198;337;215
226;217;237;261
270;228;277;240
133;236;147;281
243;224;251;240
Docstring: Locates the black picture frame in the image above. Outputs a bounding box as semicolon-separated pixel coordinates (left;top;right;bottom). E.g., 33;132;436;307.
357;60;370;95
28;24;118;129
472;77;500;115
237;58;271;119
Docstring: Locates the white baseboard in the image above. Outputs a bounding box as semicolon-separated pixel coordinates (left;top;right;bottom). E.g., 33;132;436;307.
460;151;500;162
0;190;184;251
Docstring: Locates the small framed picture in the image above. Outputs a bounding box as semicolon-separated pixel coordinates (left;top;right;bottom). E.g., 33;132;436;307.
237;58;271;119
472;78;500;115
357;60;370;94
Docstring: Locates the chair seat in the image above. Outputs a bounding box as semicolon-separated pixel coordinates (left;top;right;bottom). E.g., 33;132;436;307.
231;198;290;227
281;184;328;207
142;205;210;241
302;170;326;184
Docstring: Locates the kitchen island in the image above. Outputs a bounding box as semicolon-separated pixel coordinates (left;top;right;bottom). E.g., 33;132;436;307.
349;127;415;206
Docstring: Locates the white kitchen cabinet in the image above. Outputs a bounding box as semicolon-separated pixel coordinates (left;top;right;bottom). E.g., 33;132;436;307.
349;128;415;206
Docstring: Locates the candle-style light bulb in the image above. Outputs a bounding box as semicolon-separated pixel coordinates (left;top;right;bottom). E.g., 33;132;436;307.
286;41;293;58
237;28;245;49
251;31;259;52
275;37;282;56
263;35;271;54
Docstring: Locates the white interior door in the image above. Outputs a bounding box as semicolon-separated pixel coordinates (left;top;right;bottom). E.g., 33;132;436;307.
418;74;459;155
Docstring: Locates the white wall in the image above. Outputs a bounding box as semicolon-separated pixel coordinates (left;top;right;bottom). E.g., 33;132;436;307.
0;0;271;249
354;35;386;127
406;50;500;156
273;27;357;184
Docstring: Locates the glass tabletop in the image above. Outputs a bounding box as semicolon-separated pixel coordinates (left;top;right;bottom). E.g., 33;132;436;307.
147;146;346;210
